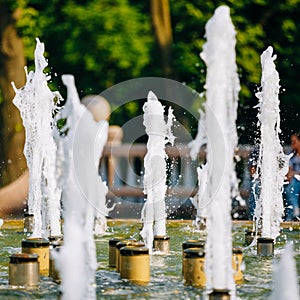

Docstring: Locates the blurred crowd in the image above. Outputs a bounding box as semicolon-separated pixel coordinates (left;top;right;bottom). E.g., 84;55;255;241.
243;132;300;222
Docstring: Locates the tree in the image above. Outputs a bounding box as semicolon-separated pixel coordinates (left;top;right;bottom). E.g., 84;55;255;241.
1;0;300;167
16;0;153;94
169;0;300;143
0;3;27;186
0;0;155;186
150;0;173;77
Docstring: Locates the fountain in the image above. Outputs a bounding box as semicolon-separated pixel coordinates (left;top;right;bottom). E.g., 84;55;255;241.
1;219;299;299
54;74;109;300
10;38;111;299
12;38;62;238
254;46;289;252
140;91;175;253
270;242;300;300
189;108;208;229
191;163;209;230
0;5;299;300
199;5;240;298
189;107;207;162
56;74;110;236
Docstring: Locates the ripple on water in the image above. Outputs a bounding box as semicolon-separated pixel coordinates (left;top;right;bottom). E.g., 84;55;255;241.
0;221;298;299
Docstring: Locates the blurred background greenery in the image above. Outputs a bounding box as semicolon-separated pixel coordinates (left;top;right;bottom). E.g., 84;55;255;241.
1;0;300;185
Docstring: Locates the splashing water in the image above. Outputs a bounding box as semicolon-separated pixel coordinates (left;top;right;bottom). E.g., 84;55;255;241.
254;46;289;239
269;242;300;300
191;163;208;229
188;108;207;161
200;5;240;295
55;75;109;300
140;91;175;252
188;96;208;229
12;38;62;237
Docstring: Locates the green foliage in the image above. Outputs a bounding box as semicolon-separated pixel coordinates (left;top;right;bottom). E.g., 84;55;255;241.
170;0;266;102
9;0;300;143
15;4;41;62
15;0;153;95
62;0;152;87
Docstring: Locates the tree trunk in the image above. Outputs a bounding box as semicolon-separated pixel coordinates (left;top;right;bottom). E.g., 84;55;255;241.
150;0;173;77
0;6;27;186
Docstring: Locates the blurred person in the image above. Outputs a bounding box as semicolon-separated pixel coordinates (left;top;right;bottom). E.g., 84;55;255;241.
247;148;260;220
285;132;300;221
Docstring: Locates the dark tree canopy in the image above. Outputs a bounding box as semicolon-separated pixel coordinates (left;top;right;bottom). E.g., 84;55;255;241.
1;0;300;162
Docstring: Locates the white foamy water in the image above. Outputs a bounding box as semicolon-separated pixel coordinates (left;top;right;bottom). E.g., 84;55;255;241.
188;101;208;228
254;46;289;239
55;75;109;300
188;108;207;161
270;242;300;300
191;163;208;228
140;91;175;252
12;38;62;237
200;5;240;294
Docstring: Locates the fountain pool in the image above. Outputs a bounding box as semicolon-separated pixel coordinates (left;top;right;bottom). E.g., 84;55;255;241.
0;220;299;299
